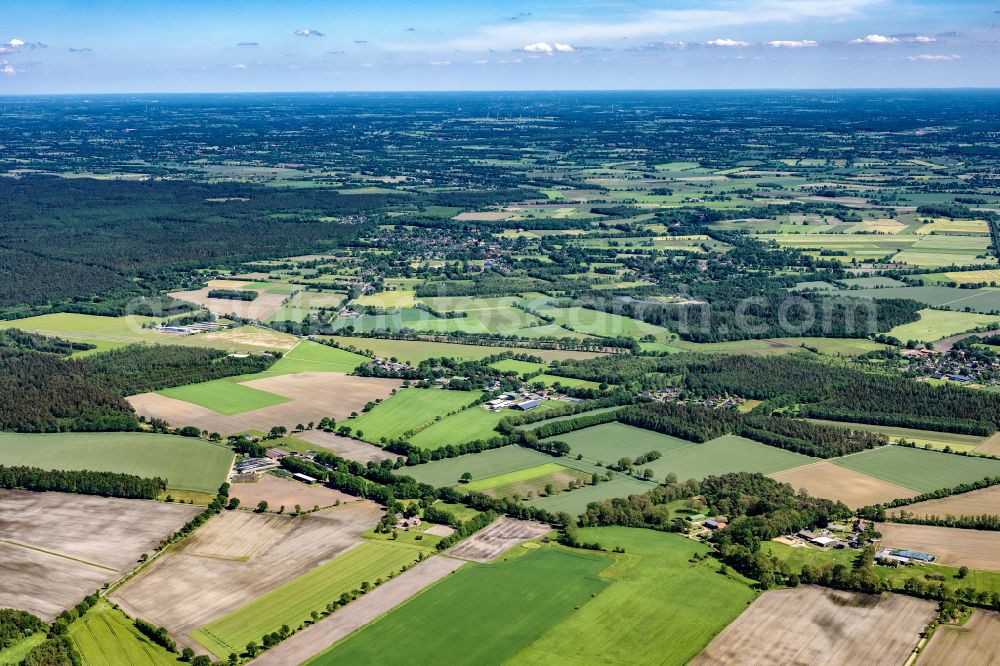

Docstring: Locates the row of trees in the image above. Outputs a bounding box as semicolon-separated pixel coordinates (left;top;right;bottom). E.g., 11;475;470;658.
0;465;166;499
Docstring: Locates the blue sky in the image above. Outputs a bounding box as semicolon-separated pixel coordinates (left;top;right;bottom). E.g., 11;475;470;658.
1;0;998;92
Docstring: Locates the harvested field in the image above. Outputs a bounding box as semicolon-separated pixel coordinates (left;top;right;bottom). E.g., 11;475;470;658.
691;586;935;666
111;502;383;653
877;523;1000;570
770;462;918;509
0;490;199;621
182;511;292;561
249;556;466;666
889;485;1000;519
445;517;551;562
0;543;114;622
169;286;287;321
293;429;395;464
129;372;402;436
229;475;355;511
0;489;200;570
918;609;1000;665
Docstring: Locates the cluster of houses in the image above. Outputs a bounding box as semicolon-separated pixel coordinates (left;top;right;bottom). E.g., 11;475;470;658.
366;358;414;373
905;347;999;385
482;388;582;412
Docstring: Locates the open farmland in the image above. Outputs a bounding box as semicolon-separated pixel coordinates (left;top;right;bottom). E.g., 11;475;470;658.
129;373;402;436
770;462;918;508
889;484;1000;519
345;387;479;443
111;502;383;653
291;429;395;463
690;586;935;666
70;603;183;666
445;517;552;562
0;489;199;621
527;476;658;515
832;446;1000;493
192;540;427;658
548;422;696;464
230;475;353;512
462;463;591;500
633;433;814;481
169;283;288;321
512;528;757;665
308;549;610;665
405;446;554;488
157;378;290;415
887;309;1000;343
918;610;1000;665
405;406;508;449
0;432;233;494
249;556;467;666
267;340;369;374
877;523;1000;570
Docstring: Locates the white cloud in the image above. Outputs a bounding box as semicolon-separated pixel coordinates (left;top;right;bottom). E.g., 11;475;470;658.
7;39;24;48
554;42;574;52
294;28;324;37
473;59;490;65
232;63;248;69
907;54;961;61
0;61;16;76
524;42;554;53
706;38;750;47
767;39;817;48
850;34;899;44
908;35;936;43
422;0;878;52
429;60;451;66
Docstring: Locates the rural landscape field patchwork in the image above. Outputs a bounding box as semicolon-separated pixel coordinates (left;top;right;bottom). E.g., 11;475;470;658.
3;8;1000;663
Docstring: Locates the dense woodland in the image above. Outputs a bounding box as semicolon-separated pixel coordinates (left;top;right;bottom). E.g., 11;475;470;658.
0;466;167;499
551;353;1000;435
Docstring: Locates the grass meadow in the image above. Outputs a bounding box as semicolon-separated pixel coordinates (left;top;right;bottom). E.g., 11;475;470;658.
156;379;289;415
308;549;612;666
346;388;480;443
510;529;757;665
0;432;233;494
832;445;1000;493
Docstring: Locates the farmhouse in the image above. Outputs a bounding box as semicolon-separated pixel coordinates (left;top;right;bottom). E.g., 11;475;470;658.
516;399;541;411
704;519;727;530
291;472;317;484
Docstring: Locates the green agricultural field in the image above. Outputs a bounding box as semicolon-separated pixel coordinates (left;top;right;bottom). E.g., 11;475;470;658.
533;305;673;341
0;432;233;494
267;340;369;374
642;434;815;481
491;359;547;376
832;445;1000;493
526;476;657;515
156;379;289;415
548;422;696;464
511;528;757;665
432;501;482;523
346;388;480;443
192;540;426;658
530;374;602;389
806;419;986;452
406;407;510;450
887;309;1000;343
70;603;182;666
463;463;568;492
309;549;611;666
516;406;624;432
841;285;1000;315
405;446;555;487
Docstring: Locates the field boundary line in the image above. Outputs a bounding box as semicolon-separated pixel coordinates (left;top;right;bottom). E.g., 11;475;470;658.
0;539;119;572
